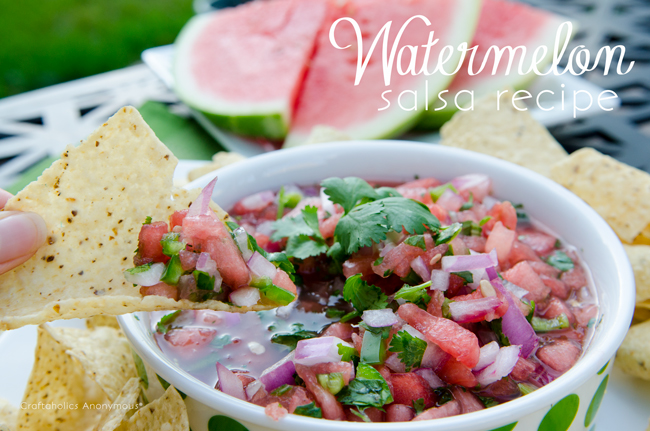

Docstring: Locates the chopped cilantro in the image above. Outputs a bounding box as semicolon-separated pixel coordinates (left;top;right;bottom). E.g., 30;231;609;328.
294;402;322;418
124;263;152;275
270;384;293;396
160;255;183;285
272;206;328;259
321;177;379;214
160;232;186;257
545;251;574;272
271;324;318;350
479;216;492;226
400;269;422;287
433;387;453;405
490;319;511;346
343;274;389;313
338;343;359;362
531;314;570;332
412;398;426;415
430;183;459;202
193;270;217;291
554;239;562;248
336;363;393;408
373;256;384;266
143;216;152;225
514;203;529;222
436;222;462;245
459;192;474;211
460;220;482;237
250;276;296;306
452;271;473;284
404;235;427;250
156;310;181;334
349;408;371;422
394;281;432;306
388;330;427;371
477;395;499;408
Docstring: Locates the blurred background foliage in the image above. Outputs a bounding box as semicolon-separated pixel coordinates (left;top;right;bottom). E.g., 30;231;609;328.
0;0;194;98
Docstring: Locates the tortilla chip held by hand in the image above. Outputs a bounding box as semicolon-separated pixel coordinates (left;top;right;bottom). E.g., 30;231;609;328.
0;107;267;330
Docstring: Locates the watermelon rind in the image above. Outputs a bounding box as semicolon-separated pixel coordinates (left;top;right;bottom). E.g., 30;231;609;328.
416;12;575;131
173;11;290;140
283;0;483;148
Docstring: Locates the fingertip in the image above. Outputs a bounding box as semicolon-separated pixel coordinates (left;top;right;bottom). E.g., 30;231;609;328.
0;189;13;209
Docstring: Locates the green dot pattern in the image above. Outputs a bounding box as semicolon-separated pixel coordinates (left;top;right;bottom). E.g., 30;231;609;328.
208;415;249;431
597;360;610;375
489;423;518;431
538;393;580;431
585;375;609;427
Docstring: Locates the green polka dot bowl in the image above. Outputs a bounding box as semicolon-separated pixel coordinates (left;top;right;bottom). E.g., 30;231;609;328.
118;142;635;431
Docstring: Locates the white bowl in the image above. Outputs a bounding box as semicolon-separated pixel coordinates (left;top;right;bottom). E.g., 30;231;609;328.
118;141;635;431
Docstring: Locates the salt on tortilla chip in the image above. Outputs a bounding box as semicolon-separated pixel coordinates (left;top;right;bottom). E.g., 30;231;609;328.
47;326;136;401
94;378;141;431
623;245;650;304
0;106;269;330
440;92;568;177
116;386;188;431
17;325;109;431
0;399;17;431
86;315;121;330
616;319;650;380
550;148;650;243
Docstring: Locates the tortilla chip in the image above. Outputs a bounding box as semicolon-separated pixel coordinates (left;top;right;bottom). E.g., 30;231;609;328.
187;151;246;182
440;92;568;177
633;307;650;325
633;223;650;245
623;245;650;304
17;325;109;431
47;326;136;401
116;386;188;431
94;378;141;431
0;106;268;330
550;148;650;243
0;399;17;431
616;319;650;380
86;315;121;330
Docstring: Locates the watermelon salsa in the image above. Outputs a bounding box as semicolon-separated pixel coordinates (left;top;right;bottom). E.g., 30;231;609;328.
144;175;598;422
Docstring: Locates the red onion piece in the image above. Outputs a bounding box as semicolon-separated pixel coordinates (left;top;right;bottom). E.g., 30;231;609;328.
229;287;260;307
256;220;275;237
233;227;253;262
379;240;396;258
294;336;346;366
442;249;498;272
362;309;399;328
413;368;445;389
485;266;498;280
490;278;539;358
247;251;277;280
451;174;491;202
474;341;500;371
410;256;431;282
402;324;425;340
188;176;218;218
259;352;296;392
437;189;465;212
421;342;450;371
239;190;275;212
503;280;529;299
320;187;336;215
384;353;406;373
430;270;450;291
245;380;263;400
475;345;521;386
216;362;246;400
448;296;503;323
482;196;500;210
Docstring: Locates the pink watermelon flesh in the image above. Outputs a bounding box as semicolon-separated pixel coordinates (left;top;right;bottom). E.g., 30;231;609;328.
285;0;479;147
417;0;566;129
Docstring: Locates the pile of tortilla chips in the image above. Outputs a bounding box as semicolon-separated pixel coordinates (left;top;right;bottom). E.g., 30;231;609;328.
0;316;189;431
441;94;650;382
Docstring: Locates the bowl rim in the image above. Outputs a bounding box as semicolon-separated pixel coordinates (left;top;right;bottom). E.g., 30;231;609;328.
118;140;635;430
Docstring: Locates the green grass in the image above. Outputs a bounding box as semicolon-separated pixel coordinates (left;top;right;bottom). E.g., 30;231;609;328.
0;0;194;98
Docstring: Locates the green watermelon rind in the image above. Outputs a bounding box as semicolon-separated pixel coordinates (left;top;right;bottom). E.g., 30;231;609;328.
173;12;291;140
416;14;576;131
283;0;483;148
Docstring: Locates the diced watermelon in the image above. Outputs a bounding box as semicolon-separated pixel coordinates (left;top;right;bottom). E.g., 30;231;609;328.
295;364;346;420
437;189;465;212
447;273;469;297
460;235;486;253
536;340;581;373
540;275;570;300
390;373;435;408
137;221;170;263
427;290;445;318
437;358;478;387
528;260;561;278
518;229;557;256
373;242;425;278
265;403;288;421
343;255;376;279
483;201;517;233
426;203;449;224
398;303;480;369
510;357;536;381
560;266;588;290
319;210;343;239
272;269;297;295
412;400;461;421
450;386;484;413
310;361;355;385
508;241;541;266
179;249;199;272
539;297;575;324
386;404;415;422
573;304;598;328
485;221;516;264
164;327;217;347
502;261;550;303
140;282;178;300
347;407;384;422
170;209;189;230
321;323;355;341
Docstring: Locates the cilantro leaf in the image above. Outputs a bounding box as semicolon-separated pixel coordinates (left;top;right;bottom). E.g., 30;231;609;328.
343;274;389;313
404;235;426;251
436;222;462;245
321;177;379;214
285;235;328;259
430;184;458;201
394;281;432;305
336;363;393;408
301;206;323;240
294;402;322;418
460;220;482;237
388;330;427;371
452;271;473;284
545;251;574;272
412;398;426;415
459;192;474;211
272;206;327;259
335;203;387;254
375;187;402;199
380;197;440;234
271;212;314;242
193;270;217;291
271;327;318;350
490;319;511;346
143;216;152;225
156;310;181;334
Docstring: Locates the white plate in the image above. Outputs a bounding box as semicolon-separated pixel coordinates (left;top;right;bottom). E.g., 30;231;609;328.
1;160;648;429
142;44;620;157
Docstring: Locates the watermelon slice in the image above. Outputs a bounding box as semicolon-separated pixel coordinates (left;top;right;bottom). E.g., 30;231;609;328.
416;0;570;130
283;0;482;148
173;0;328;140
